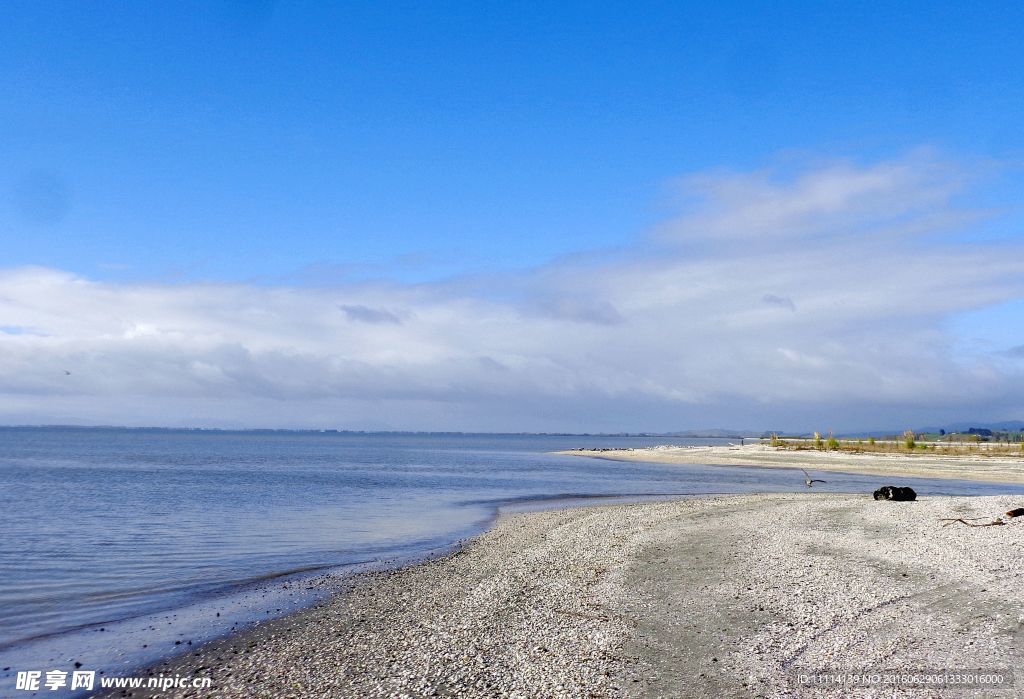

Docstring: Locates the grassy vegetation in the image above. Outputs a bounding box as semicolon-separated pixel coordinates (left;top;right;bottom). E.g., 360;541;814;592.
764;432;1024;458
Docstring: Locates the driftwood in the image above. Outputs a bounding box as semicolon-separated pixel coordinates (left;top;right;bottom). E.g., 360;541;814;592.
940;517;1006;527
941;507;1024;527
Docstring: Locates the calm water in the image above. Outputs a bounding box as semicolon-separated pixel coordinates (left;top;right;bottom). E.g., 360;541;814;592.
1;427;1022;690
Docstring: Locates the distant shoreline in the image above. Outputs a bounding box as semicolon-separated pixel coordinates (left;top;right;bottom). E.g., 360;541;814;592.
556;443;1024;484
0;424;749;437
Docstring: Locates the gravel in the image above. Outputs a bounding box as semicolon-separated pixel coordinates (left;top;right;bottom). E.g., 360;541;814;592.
111;494;1024;698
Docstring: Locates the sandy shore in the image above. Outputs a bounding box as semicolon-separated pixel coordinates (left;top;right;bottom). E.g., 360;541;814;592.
118;494;1023;698
557;444;1024;484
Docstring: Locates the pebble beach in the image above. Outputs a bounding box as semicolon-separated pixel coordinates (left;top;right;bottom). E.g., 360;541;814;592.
113;493;1024;698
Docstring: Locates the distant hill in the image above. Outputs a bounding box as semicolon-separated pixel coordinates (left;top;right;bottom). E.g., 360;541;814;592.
664;428;761;439
926;420;1024;433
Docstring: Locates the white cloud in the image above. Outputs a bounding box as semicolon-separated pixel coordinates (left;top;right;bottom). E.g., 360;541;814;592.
656;150;970;244
1;153;1022;431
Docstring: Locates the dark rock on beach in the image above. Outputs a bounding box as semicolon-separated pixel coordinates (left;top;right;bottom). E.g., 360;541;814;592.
873;485;917;501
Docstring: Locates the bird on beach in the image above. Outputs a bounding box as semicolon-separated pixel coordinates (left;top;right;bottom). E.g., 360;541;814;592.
800;468;826;488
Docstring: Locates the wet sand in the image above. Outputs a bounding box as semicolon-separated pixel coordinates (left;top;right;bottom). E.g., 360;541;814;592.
557;443;1024;485
116;494;1023;698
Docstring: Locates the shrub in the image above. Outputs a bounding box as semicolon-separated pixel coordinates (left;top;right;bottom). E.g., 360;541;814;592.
813;431;823;450
903;429;916;450
827;434;840;451
868;437;876;446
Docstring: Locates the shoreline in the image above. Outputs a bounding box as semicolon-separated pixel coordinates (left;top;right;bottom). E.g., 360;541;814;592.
111;493;1024;698
556;443;1024;484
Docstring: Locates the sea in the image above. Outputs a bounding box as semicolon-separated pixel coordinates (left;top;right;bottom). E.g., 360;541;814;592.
1;427;1021;696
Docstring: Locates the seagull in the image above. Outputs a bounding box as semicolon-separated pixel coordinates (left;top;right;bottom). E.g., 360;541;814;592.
800;468;826;488
63;370;71;375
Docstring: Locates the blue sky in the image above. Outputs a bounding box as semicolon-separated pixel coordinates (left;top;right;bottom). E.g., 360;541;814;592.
1;2;1023;430
4;1;1023;281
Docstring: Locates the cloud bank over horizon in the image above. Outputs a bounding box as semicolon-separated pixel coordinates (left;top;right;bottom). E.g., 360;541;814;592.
2;152;1023;432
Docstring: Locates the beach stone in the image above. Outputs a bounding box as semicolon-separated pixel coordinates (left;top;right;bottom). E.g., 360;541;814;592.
872;485;917;501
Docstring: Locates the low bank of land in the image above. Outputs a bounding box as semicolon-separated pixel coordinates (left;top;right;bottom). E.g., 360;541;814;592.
558;443;1024;484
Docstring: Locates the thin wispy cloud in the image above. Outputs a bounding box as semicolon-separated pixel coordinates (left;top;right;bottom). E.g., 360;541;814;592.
1;153;1021;430
761;294;796;311
657;151;969;244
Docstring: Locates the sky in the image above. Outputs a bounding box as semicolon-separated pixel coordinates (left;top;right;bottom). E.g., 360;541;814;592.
1;1;1023;432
